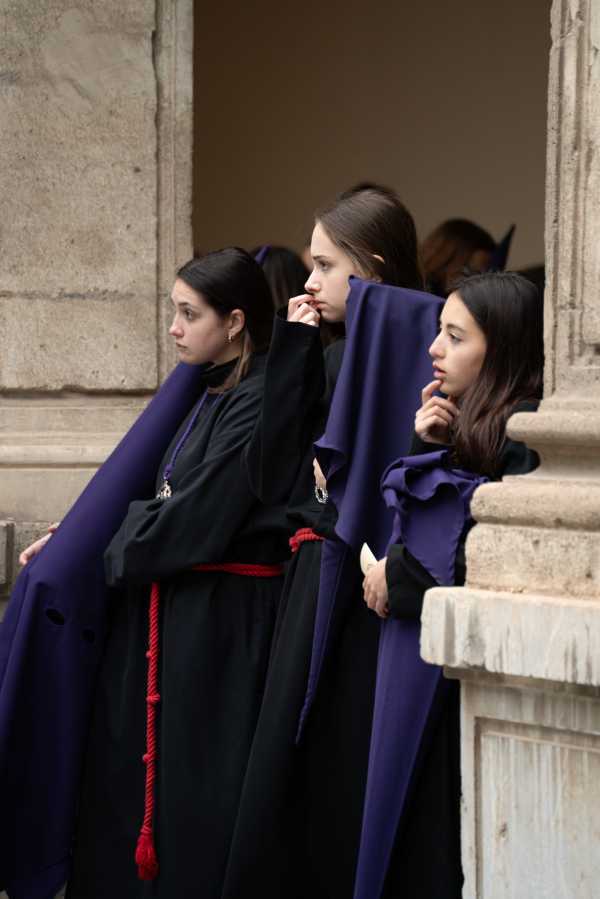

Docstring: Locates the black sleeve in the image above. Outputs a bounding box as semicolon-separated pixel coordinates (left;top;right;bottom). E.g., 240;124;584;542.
385;542;466;621
105;385;263;587
244;314;325;504
409;431;452;456
499;402;540;475
323;338;345;402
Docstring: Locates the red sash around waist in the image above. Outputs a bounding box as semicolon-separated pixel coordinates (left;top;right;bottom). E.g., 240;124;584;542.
135;560;284;881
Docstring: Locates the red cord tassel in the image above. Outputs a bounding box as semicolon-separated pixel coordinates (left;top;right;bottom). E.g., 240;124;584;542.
135;825;159;880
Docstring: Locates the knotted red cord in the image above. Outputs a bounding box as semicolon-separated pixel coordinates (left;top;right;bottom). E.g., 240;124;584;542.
136;580;161;880
136;561;284;880
289;527;324;554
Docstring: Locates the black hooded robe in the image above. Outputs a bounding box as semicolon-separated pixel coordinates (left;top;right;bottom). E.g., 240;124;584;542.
223;318;380;899
66;358;288;899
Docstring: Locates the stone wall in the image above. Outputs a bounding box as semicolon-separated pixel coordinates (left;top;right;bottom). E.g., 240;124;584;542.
0;0;194;600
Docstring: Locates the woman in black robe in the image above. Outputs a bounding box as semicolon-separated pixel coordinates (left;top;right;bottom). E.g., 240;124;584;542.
362;271;543;897
223;185;426;899
66;249;289;899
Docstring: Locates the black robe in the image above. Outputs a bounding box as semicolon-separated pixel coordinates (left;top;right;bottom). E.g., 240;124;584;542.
66;356;289;899
381;403;540;899
223;318;380;899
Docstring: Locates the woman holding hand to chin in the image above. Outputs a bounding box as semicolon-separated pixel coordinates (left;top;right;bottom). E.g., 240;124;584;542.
361;271;542;898
223;185;426;899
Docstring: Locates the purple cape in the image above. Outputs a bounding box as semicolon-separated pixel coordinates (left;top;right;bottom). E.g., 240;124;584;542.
352;451;487;899
0;363;207;899
296;276;442;737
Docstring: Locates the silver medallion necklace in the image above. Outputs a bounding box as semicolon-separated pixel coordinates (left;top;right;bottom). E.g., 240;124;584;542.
157;391;209;500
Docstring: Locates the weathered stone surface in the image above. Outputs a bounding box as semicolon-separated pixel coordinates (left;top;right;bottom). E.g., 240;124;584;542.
0;294;158;391
0;521;12;587
422;587;600;686
466;523;600;597
0;399;145;523
0;0;193;587
0;1;159;390
459;678;600;899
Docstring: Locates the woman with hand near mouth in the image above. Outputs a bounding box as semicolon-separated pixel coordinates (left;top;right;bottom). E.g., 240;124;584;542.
223;185;426;899
65;248;290;899
361;271;542;898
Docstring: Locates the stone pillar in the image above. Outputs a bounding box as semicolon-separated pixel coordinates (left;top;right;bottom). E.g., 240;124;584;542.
420;2;600;896
0;1;193;603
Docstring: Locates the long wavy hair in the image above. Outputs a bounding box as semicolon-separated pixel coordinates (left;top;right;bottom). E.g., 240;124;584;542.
177;248;274;392
451;271;543;476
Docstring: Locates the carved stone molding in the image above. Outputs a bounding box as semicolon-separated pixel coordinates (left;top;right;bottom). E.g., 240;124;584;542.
545;0;600;398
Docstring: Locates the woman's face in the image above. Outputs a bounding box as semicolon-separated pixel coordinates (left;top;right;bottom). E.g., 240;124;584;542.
304;222;367;323
169;278;240;365
428;291;487;398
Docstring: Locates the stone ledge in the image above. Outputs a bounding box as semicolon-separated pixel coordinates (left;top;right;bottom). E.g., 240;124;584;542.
421;586;600;687
0;438;124;466
508;407;600;447
508;407;600;475
471;479;600;530
465;522;600;596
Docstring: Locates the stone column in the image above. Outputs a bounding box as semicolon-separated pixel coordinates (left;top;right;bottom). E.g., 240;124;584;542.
421;1;600;896
0;0;193;602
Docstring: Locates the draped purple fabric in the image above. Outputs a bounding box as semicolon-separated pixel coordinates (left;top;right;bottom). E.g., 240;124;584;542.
0;363;208;899
297;277;442;738
353;452;487;899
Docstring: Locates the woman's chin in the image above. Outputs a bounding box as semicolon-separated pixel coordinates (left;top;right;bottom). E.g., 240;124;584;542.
320;308;344;325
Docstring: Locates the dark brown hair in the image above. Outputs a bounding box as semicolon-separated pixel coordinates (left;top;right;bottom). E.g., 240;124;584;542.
315;184;424;290
177;247;274;392
421;219;496;296
250;245;309;310
451;271;543;476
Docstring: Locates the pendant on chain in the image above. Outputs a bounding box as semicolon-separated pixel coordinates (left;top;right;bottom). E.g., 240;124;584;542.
157;480;172;500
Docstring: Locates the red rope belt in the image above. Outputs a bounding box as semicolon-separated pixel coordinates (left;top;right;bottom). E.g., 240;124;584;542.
289;527;324;554
135;561;284;881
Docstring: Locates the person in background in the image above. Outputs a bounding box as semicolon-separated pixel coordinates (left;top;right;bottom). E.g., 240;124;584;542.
251;245;309;311
421;218;496;296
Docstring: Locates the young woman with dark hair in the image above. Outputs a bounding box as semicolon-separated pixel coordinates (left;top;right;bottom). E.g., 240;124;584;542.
64;248;290;899
362;271;542;898
222;186;429;898
417;270;543;473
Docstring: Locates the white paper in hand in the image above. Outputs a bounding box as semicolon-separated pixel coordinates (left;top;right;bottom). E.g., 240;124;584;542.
360;542;377;575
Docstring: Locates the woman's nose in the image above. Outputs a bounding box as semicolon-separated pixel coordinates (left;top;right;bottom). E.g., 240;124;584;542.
429;334;444;358
305;270;320;294
169;317;183;338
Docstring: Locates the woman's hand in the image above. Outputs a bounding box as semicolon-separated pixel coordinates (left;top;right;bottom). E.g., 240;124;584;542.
363;557;389;619
19;523;59;566
287;294;320;327
414;380;459;444
313;458;327;492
